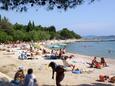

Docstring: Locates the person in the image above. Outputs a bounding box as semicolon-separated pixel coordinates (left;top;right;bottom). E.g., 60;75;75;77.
24;68;38;86
99;75;109;82
62;56;75;71
42;49;47;54
100;57;107;67
49;62;65;86
13;67;25;86
109;76;115;83
90;57;98;68
62;48;66;54
58;49;64;59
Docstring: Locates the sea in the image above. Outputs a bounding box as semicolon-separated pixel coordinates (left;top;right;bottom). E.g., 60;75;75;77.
66;39;115;59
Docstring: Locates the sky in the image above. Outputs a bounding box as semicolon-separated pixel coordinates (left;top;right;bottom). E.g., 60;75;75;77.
0;0;115;36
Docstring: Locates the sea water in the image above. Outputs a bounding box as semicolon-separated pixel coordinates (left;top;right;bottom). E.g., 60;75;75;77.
66;41;115;58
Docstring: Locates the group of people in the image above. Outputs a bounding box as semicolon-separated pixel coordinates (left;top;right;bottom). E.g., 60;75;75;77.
45;48;66;60
11;62;65;86
11;67;38;86
48;57;109;86
90;57;107;69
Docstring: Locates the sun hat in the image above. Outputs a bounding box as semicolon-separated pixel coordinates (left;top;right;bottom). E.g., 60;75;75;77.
18;65;24;70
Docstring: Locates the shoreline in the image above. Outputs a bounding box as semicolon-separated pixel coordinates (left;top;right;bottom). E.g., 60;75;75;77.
45;39;115;44
45;39;115;59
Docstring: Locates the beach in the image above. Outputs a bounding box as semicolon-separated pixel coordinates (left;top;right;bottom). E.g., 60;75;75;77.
0;40;115;86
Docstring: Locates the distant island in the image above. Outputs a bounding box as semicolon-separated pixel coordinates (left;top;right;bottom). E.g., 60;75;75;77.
82;35;115;42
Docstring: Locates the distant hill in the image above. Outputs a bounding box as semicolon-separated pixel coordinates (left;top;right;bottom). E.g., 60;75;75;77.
82;35;115;41
82;35;97;38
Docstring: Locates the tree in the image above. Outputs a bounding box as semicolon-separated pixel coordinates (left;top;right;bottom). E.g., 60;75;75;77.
12;30;25;41
0;30;13;43
59;28;81;39
32;21;35;28
13;23;24;31
0;15;1;22
29;30;51;41
26;21;33;32
70;30;81;39
47;26;56;32
0;30;7;42
0;0;96;11
0;17;14;35
0;15;81;42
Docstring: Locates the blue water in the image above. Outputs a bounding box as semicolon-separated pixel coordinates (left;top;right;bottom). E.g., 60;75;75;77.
66;41;115;58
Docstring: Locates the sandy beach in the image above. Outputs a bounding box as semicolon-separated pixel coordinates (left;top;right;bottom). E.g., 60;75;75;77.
0;41;115;86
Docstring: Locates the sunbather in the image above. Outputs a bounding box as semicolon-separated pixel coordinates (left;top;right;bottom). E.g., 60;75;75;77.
100;57;107;67
62;56;75;71
90;57;98;68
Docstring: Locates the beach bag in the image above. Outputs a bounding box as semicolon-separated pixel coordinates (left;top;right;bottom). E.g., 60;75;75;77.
72;68;81;74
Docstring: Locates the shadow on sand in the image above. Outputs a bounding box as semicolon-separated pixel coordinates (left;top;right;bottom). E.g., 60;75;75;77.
0;77;114;86
41;83;114;86
79;83;114;86
0;77;10;86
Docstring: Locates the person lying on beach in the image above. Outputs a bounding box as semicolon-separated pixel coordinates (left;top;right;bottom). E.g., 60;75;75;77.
109;76;115;83
100;57;107;67
98;75;115;83
62;56;75;71
99;75;109;82
49;62;66;86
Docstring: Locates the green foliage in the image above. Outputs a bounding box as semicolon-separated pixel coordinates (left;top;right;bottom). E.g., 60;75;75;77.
0;30;13;43
14;23;24;31
47;26;56;32
26;21;34;32
0;15;81;43
0;30;7;42
59;28;81;39
0;0;96;11
12;30;25;41
0;16;14;35
29;30;51;41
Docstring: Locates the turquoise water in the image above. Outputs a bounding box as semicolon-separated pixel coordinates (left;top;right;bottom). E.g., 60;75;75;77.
66;41;115;58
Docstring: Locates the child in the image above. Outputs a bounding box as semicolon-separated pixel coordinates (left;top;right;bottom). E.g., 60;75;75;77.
13;67;25;86
24;68;38;86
